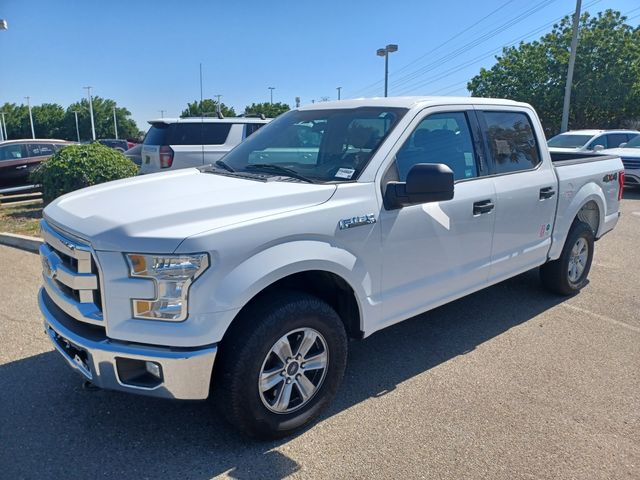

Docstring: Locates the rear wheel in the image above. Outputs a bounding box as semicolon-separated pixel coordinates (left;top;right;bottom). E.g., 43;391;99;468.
540;221;594;295
215;292;348;439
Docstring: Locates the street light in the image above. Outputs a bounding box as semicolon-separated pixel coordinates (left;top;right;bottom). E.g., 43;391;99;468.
0;112;7;140
25;96;35;139
72;110;80;142
268;87;275;104
336;87;342;100
83;86;96;141
0;19;8;30
112;106;118;139
376;44;398;97
214;94;222;116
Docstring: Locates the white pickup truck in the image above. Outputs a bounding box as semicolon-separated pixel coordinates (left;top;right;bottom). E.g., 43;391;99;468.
38;97;624;438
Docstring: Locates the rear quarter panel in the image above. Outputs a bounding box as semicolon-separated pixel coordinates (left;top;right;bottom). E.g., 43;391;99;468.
548;156;623;260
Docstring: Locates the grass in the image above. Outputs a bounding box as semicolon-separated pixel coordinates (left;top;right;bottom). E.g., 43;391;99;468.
0;201;43;237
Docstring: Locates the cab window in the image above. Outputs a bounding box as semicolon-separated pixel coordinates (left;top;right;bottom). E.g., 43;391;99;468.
482;111;540;174
395;112;478;181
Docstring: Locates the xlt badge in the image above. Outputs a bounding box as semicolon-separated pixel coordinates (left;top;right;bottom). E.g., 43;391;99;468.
338;214;376;230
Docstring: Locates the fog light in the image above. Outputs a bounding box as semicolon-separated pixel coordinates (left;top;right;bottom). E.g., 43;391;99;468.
145;361;162;379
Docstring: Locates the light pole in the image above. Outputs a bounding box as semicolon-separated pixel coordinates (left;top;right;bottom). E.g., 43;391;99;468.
268;87;275;104
159;110;165;118
25;96;35;139
0;113;4;142
112;106;118;139
72;110;80;142
560;0;582;133
0;19;7;30
83;86;96;141
0;112;7;140
336;87;342;100
376;44;398;97
214;94;222;115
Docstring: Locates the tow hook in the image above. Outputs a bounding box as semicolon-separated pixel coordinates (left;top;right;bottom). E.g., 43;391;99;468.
82;380;100;391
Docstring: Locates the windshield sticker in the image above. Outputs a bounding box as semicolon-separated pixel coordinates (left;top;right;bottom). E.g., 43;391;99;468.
335;168;355;179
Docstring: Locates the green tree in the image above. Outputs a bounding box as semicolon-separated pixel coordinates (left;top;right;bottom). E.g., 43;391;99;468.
244;102;290;118
181;99;236;118
0;103;31;139
65;97;139;141
468;10;640;135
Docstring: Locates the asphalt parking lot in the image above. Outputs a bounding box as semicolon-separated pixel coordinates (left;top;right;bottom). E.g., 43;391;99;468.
1;192;639;480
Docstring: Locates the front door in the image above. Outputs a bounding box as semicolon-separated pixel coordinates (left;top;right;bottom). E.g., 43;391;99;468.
376;107;496;331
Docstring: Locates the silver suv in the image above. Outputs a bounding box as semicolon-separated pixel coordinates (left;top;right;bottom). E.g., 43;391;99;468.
139;117;270;174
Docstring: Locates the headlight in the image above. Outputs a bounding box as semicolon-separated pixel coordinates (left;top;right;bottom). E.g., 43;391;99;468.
125;253;209;321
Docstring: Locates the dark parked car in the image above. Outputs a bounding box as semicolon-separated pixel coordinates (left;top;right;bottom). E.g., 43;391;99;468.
0;139;73;187
97;139;137;152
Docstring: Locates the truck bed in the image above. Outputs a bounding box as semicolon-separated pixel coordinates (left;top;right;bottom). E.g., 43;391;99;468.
550;151;619;166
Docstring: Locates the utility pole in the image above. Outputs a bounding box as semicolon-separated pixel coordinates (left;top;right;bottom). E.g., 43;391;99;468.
112;106;118;139
0;112;7;140
25;96;35;139
72;110;80;142
214;94;222;115
268;87;275;104
83;86;96;140
295;97;301;108
561;0;581;133
159;110;165;118
336;87;342;100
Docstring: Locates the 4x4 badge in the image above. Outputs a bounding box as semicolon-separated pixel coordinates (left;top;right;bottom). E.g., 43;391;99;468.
338;214;376;230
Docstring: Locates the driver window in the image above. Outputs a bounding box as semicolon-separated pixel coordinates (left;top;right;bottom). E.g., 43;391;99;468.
395;112;477;182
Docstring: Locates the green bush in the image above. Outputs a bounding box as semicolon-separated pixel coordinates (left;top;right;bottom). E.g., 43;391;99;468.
31;143;138;204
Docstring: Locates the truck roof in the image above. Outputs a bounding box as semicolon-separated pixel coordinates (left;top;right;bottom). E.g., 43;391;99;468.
557;129;639;136
298;96;531;111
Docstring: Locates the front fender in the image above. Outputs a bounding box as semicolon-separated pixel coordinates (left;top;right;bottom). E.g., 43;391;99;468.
209;240;375;326
548;183;605;260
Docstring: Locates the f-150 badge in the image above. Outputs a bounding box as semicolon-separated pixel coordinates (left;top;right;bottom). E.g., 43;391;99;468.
339;214;376;230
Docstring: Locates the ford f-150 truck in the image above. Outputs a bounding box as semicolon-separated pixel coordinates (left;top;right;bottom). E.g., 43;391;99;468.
38;97;624;438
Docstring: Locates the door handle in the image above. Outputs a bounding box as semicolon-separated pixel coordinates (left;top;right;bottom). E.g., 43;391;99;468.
539;187;556;199
473;199;494;215
15;165;28;170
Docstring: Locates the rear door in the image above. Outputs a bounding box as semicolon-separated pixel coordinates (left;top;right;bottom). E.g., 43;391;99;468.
476;107;558;283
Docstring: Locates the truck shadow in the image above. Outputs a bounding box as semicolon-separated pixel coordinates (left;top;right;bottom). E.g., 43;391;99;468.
0;269;565;479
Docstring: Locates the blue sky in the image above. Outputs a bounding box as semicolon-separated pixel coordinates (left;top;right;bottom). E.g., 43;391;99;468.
1;0;639;130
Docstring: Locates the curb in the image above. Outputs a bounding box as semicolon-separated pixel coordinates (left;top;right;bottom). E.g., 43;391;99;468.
0;232;43;253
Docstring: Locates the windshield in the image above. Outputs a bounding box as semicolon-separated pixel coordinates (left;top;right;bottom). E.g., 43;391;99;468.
624;135;640;148
221;107;407;182
547;134;593;148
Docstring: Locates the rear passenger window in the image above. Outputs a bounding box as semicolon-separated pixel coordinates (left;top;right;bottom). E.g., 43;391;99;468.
395;112;477;181
483;111;540;174
29;144;55;156
201;123;232;145
245;123;264;137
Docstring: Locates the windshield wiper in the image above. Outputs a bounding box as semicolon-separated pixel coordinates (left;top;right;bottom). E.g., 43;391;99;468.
244;164;315;183
215;160;235;172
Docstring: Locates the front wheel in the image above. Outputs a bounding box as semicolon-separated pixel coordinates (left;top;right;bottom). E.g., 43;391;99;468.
214;292;348;439
540;221;595;295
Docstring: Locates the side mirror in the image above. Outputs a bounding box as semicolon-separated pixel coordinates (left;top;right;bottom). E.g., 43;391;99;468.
592;144;605;152
385;163;454;210
619;142;627;148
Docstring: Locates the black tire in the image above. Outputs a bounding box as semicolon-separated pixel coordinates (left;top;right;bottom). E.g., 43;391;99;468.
540;220;594;295
214;291;348;439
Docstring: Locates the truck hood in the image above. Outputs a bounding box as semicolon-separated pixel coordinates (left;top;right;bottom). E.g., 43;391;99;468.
44;168;337;252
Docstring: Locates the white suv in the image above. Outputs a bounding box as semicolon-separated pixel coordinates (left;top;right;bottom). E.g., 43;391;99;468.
547;129;639;153
139;117;270;174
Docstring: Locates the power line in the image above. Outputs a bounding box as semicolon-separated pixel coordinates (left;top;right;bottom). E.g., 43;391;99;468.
394;0;604;95
350;0;519;96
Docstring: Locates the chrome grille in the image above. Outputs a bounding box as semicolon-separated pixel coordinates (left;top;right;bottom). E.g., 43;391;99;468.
621;157;640;170
40;220;103;326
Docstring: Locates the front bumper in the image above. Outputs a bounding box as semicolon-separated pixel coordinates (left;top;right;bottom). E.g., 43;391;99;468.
39;288;217;400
